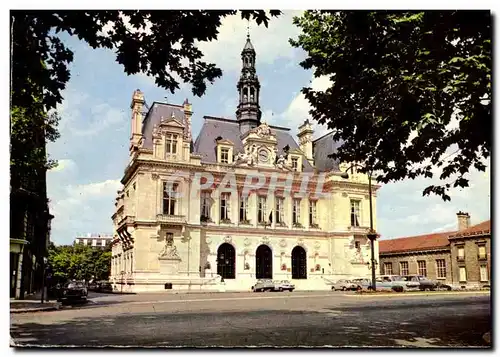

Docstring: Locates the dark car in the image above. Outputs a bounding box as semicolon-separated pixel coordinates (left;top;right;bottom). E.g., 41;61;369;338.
402;275;438;291
58;281;88;302
98;281;113;293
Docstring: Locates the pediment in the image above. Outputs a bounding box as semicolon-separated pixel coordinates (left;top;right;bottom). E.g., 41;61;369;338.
160;117;185;128
216;139;234;146
288;148;303;155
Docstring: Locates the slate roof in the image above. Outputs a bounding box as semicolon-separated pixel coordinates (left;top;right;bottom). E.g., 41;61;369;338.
312;132;342;172
449;220;491;239
141;102;186;149
193;116;315;172
379;232;453;255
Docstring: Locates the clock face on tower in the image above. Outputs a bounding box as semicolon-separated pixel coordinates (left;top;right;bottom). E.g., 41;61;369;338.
258;149;269;162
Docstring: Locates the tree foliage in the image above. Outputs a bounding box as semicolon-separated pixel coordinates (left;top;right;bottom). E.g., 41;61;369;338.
48;242;112;282
11;10;281;113
290;11;491;200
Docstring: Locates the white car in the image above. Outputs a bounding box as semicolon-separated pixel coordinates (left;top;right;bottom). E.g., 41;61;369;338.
332;279;357;291
273;280;295;292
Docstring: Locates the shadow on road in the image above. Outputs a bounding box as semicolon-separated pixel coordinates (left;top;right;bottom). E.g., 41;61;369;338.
10;306;491;348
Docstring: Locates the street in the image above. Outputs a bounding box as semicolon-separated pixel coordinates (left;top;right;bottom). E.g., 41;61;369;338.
10;291;491;348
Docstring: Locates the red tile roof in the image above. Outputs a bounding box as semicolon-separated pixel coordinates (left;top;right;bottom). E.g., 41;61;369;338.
449;220;491;239
379;231;454;254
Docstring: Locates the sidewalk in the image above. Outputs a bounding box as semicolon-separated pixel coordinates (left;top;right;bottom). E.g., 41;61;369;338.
10;290;61;314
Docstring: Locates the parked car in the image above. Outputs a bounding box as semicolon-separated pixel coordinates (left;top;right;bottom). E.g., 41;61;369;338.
99;281;114;293
375;275;420;292
57;281;88;302
351;278;371;290
332;279;358;291
252;279;275;292
401;275;439;291
273;280;295;292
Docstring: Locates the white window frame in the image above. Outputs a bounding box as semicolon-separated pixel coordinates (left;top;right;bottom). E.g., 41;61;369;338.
457;246;465;259
201;191;212;219
436;259;447;279
400;261;409;276
384;262;393;275
162;182;178;215
350;199;361;227
220;192;231;221
220;147;230;164
165;133;178;154
480;265;488;282
292;198;301;225
258;196;267;223
239;195;249;222
275;197;285;224
459;266;467;282
309;200;317;226
417;260;427;277
478;245;487;258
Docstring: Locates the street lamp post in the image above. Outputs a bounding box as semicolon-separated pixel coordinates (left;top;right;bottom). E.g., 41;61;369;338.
337;167;378;291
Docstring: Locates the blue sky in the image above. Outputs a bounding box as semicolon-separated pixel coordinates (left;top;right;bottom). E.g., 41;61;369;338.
46;11;491;245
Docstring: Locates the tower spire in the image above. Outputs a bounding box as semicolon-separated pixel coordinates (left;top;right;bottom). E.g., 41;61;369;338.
236;32;261;134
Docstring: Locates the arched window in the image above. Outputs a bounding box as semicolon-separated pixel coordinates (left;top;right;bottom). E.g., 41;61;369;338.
291;246;307;279
217;243;235;279
256;245;273;279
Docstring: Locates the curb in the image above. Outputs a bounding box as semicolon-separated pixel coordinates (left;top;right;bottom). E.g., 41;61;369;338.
345;291;490;298
10;305;60;314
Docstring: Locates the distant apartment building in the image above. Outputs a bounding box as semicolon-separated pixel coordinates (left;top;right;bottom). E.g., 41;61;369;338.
379;212;490;288
75;234;113;249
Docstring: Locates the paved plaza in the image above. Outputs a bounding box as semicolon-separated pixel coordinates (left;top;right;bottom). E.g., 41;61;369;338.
10;291;491;348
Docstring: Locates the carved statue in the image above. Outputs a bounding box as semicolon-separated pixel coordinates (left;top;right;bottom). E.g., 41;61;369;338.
159;234;181;260
270;147;277;165
250;145;258;165
276;155;286;169
256;122;272;138
243;93;248;102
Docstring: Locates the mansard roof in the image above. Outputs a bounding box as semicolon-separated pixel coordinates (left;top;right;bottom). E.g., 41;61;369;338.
193;116;315;172
141;102;186;149
312;132;342;172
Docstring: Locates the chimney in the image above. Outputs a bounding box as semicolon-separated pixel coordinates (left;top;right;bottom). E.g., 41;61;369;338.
130;89;145;150
298;119;314;165
183;98;193;142
456;211;471;231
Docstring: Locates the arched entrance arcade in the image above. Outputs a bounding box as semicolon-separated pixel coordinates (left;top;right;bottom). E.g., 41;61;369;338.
217;243;235;279
255;244;273;279
291;246;307;279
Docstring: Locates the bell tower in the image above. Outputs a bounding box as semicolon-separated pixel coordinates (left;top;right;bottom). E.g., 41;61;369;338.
236;33;262;134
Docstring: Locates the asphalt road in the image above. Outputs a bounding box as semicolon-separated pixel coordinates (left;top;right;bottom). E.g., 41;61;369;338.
10;291;491;348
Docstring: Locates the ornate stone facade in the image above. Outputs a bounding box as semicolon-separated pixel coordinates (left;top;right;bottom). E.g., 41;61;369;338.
110;35;380;292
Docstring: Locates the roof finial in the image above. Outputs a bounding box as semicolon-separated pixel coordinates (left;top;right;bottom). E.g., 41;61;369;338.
246;19;250;39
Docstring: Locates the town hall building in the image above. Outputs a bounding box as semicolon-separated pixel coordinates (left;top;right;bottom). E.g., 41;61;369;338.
110;35;380;292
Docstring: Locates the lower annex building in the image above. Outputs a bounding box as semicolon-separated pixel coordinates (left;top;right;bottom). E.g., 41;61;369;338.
379;212;491;289
110;34;380;292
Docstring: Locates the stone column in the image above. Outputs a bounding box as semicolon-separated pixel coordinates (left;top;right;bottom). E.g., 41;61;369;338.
15;251;24;299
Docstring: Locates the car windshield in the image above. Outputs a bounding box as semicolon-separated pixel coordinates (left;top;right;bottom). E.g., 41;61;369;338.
65;282;84;289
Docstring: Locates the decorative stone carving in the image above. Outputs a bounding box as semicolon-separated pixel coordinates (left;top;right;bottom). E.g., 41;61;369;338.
270;147;277;165
158;234;181;260
224;235;232;243
206;236;212;244
297;238;304;245
314;241;321;250
151;173;160;180
342;192;348;197
255;122;272;138
276;155;292;171
364;195;370;200
261;236;270;244
279;239;287;248
244;238;251;246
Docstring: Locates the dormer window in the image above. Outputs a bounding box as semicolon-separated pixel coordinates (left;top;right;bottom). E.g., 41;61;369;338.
220;148;230;164
216;140;234;164
165;134;178;154
291;157;299;171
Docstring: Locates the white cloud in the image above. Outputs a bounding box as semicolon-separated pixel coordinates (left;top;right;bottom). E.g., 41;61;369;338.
49;158;78;174
197;11;305;73
273;74;332;138
49;179;122;245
